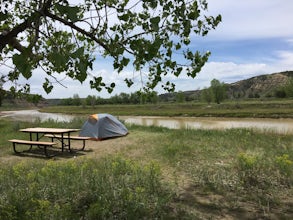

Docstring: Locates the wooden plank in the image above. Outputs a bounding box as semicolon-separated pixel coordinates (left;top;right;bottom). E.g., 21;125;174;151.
9;139;56;146
44;135;90;151
9;139;57;157
20;127;80;133
44;134;90;140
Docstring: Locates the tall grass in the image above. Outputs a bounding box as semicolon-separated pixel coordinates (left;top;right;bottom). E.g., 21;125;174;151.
0;157;172;220
147;127;293;217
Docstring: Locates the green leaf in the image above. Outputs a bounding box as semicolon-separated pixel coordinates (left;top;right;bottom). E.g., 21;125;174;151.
55;4;80;22
150;16;160;31
71;47;84;58
124;78;133;87
0;12;9;21
12;54;32;79
119;13;129;21
149;0;158;9
76;62;87;82
50;52;66;70
121;57;130;67
43;78;53;94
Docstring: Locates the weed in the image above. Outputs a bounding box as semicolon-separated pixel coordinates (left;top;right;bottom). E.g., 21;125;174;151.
275;154;293;176
0;157;172;219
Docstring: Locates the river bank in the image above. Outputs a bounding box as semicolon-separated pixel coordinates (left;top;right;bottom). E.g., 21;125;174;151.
39;100;293;118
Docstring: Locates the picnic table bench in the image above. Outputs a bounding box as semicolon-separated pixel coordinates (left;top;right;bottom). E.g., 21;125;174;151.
9;139;56;157
44;134;90;151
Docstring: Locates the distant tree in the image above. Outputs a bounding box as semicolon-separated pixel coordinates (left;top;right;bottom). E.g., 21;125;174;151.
95;96;106;105
148;91;159;104
26;94;42;106
275;88;286;98
0;76;5;106
175;91;185;103
201;87;213;104
85;95;96;107
72;94;81;106
0;89;4;107
129;92;140;104
60;97;73;105
248;92;254;98
284;78;293;97
210;79;226;104
119;93;131;104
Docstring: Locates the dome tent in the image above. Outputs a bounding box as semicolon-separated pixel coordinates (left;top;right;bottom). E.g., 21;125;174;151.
79;113;128;140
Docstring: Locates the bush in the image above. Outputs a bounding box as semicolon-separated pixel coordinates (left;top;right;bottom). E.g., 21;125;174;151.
0;157;172;219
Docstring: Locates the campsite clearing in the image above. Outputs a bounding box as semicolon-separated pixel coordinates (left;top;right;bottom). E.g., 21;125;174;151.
1;100;293;219
0;117;292;219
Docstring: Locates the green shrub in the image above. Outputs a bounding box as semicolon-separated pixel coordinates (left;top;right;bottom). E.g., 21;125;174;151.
275;154;292;173
0;157;172;219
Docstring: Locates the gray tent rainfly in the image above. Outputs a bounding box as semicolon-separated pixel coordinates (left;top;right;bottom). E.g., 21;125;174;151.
79;113;128;140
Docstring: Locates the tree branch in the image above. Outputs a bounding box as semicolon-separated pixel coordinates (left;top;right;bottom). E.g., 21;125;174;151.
0;20;33;52
44;11;111;54
0;0;53;53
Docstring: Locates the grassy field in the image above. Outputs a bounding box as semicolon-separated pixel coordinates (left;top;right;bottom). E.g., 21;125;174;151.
0;113;292;219
40;99;293;118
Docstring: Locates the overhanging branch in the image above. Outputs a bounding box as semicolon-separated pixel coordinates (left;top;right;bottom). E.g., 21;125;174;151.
44;11;111;54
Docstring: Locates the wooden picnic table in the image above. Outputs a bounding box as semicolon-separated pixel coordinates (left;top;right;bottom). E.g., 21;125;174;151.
19;127;81;152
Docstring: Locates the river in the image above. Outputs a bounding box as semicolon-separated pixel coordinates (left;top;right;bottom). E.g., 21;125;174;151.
0;109;75;123
1;110;293;134
119;116;293;134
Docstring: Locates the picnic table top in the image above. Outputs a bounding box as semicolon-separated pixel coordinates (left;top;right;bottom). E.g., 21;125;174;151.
19;127;80;133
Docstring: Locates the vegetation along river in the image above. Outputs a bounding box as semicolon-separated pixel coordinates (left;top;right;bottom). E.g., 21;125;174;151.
1;110;293;134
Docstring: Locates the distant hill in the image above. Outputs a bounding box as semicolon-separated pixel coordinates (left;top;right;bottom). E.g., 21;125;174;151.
227;71;293;99
160;71;293;101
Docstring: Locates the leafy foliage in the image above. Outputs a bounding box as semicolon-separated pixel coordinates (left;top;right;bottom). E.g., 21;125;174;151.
201;78;226;104
210;78;226;104
0;0;221;94
0;157;171;219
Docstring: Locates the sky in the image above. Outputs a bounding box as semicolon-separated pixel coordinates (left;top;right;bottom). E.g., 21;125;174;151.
3;0;293;98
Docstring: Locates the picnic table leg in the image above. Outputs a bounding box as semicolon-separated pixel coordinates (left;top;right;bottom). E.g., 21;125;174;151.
12;142;32;154
68;132;71;152
61;133;64;152
26;133;33;151
29;133;33;150
42;145;51;157
12;142;19;154
81;140;86;151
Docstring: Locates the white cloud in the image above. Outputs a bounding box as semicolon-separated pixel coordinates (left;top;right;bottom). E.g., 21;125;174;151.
206;0;293;40
169;49;293;93
275;51;293;67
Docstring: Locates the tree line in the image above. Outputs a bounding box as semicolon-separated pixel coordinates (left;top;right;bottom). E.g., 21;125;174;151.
58;79;228;106
59;91;159;106
2;77;293;107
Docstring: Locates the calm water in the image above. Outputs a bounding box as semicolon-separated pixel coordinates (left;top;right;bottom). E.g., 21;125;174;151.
1;110;293;134
0;110;75;122
119;116;293;134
